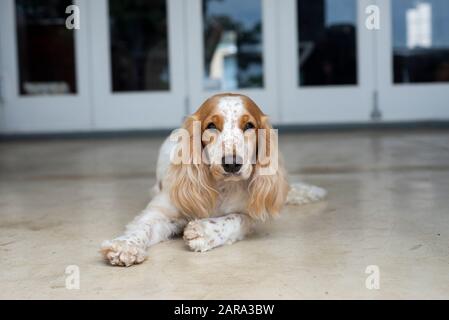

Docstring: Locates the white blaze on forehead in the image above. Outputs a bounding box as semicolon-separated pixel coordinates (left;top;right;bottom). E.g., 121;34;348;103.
217;96;244;152
218;96;244;122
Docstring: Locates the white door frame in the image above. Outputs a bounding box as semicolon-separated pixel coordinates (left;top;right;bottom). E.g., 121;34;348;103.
89;0;187;131
278;0;376;124
376;0;449;121
0;0;92;133
2;0;448;134
185;0;280;122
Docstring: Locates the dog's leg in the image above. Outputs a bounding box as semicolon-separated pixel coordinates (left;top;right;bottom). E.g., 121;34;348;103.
183;213;254;252
286;182;327;205
100;193;186;267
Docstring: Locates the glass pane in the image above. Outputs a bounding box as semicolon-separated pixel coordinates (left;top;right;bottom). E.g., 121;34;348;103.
109;0;170;92
203;0;263;90
15;0;77;95
392;0;449;83
297;0;357;86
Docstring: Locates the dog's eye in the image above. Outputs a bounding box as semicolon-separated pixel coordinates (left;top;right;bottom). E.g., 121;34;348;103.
206;123;217;130
243;122;255;131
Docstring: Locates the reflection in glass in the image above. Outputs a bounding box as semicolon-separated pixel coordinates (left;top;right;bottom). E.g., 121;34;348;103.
109;0;169;92
393;0;449;83
15;0;77;95
203;0;263;90
297;0;357;86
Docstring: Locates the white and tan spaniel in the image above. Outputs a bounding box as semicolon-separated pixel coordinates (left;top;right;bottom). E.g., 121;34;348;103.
101;93;326;267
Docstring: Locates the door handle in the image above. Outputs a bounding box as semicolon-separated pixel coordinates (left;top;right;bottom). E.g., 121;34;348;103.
0;73;5;105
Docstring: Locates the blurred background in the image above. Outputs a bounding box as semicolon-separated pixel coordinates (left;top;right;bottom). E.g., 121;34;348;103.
0;0;448;134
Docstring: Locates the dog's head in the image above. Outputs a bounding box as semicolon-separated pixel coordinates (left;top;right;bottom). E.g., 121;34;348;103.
168;93;288;220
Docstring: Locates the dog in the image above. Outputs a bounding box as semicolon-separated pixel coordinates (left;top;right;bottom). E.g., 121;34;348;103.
101;93;326;266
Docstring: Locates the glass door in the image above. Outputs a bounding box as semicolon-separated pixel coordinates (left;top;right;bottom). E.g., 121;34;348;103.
89;0;187;130
278;0;376;123
185;0;279;121
0;0;91;133
377;0;449;120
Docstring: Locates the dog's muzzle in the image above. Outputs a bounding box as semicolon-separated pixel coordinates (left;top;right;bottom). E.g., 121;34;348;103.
221;155;243;174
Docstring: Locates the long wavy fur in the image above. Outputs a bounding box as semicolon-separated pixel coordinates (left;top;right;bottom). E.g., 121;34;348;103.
168;116;218;219
247;116;289;220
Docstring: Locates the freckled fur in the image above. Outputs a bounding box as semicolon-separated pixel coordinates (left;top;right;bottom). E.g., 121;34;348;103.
100;93;326;267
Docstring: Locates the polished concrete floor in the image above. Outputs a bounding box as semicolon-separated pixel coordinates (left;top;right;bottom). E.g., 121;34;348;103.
1;130;448;299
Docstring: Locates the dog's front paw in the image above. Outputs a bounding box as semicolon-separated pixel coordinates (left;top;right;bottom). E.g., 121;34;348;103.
100;239;147;267
183;220;217;252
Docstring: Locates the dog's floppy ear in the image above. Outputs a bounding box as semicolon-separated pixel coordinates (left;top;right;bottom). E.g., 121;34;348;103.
247;115;289;220
168;115;217;219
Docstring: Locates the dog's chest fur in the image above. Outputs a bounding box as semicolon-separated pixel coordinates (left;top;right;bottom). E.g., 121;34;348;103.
212;181;249;217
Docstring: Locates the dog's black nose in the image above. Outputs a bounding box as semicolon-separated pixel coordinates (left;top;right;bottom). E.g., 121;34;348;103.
222;156;243;173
